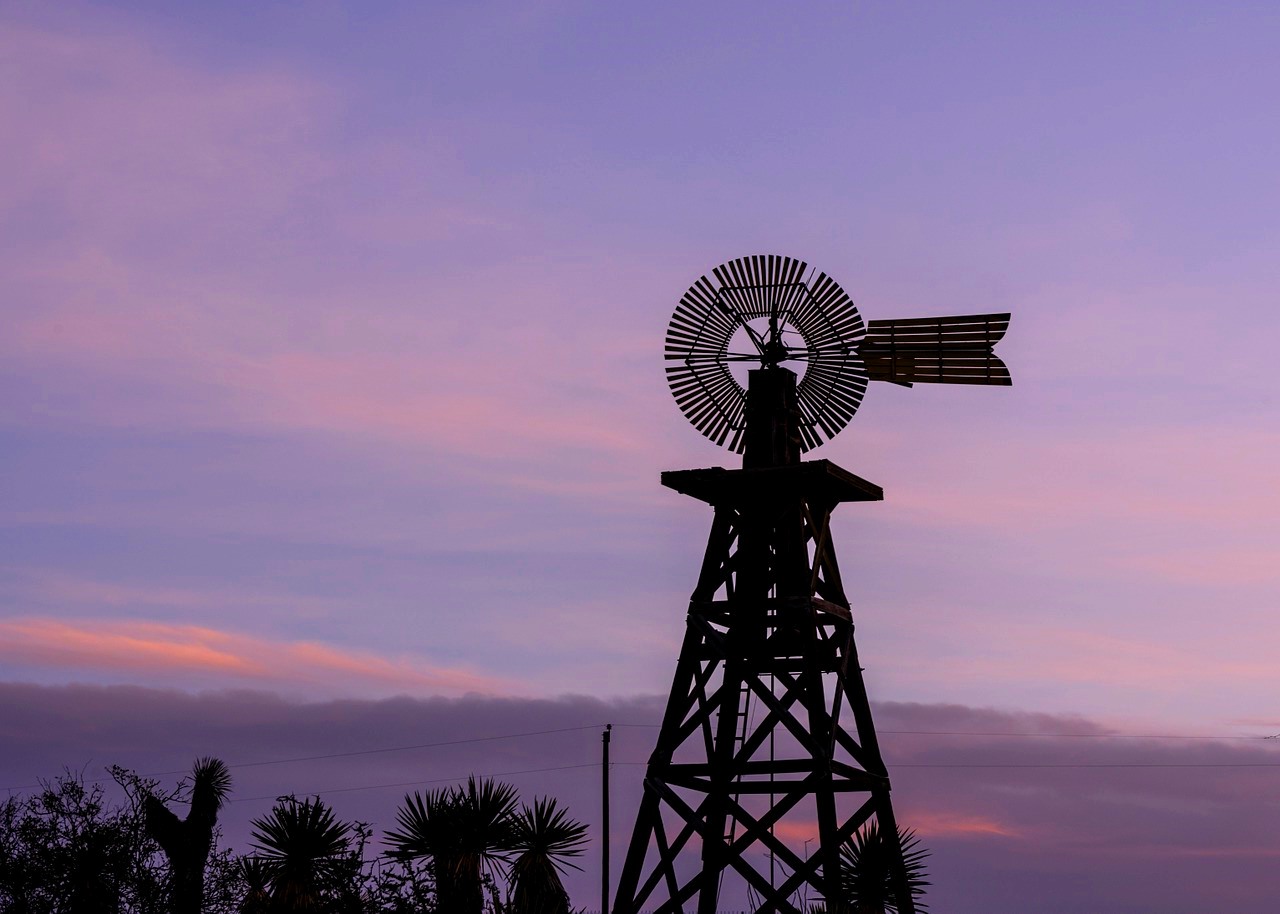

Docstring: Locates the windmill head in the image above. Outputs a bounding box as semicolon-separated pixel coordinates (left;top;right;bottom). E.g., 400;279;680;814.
665;254;1010;463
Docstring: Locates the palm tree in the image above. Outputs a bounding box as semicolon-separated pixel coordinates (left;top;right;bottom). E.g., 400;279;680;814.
385;776;518;914
837;820;930;914
249;796;352;913
144;757;233;914
507;796;588;914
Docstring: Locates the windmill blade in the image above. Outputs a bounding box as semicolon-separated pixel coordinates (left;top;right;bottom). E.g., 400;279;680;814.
859;313;1011;387
664;254;870;454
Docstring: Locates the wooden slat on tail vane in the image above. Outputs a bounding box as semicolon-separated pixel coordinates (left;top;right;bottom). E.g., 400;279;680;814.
859;312;1011;387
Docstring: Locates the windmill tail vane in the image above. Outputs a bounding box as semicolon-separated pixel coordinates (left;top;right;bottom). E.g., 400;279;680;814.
863;312;1011;387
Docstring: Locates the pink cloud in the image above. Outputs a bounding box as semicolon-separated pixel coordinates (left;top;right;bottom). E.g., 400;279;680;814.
1145;846;1280;859
981;625;1276;690
9;275;671;499
0;20;335;227
6;567;336;616
1110;546;1280;586
2;618;256;674
860;603;1280;729
887;425;1280;532
770;820;818;844
887;616;1277;696
729;811;1020;846
0;617;515;697
235;349;654;465
903;811;1021;839
1;18;669;484
6;254;666;503
3;19;650;486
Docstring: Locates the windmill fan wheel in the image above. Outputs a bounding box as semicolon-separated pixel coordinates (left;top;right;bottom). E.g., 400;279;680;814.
664;254;867;453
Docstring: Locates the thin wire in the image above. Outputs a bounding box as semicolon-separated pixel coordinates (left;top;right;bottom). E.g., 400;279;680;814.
878;729;1280;741
890;757;1280;762
214;724;605;772
614;723;1280;741
228;762;601;804
612;760;1280;770
229;758;1280;803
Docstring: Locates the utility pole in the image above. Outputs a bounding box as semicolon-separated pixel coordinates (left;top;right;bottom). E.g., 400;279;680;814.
602;723;612;914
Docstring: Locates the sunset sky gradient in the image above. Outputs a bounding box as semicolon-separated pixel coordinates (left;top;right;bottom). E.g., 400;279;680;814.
3;2;1279;911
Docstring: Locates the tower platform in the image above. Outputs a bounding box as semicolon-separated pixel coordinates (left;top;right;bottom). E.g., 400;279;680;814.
662;459;882;506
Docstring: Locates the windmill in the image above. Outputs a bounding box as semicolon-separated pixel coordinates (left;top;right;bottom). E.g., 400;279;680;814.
613;254;1010;914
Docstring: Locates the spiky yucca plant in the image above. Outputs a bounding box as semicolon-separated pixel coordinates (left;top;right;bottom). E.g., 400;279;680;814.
144;756;232;914
838;820;930;914
385;776;519;914
249;796;352;913
508;796;589;914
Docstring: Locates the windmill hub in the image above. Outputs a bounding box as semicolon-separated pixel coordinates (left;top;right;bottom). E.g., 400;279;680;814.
760;336;788;368
726;317;807;381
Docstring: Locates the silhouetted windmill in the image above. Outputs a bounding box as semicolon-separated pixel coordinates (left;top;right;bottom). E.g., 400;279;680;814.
613;255;1009;914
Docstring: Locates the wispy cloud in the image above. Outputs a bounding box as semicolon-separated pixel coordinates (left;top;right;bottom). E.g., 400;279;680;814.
0;19;338;252
754;815;1021;845
1;16;671;500
0;617;514;697
886;425;1280;533
3;567;337;615
904;811;1022;838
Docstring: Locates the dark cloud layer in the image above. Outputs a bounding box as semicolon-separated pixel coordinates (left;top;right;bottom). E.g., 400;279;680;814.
2;682;1277;913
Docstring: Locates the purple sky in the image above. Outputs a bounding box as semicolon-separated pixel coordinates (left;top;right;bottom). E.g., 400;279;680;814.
3;2;1279;911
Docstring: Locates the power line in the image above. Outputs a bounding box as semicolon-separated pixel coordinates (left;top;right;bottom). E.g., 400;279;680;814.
879;729;1280;741
611;761;1280;769
615;723;1280;741
890;757;1280;762
229;762;602;804
230;758;1280;803
200;724;608;774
